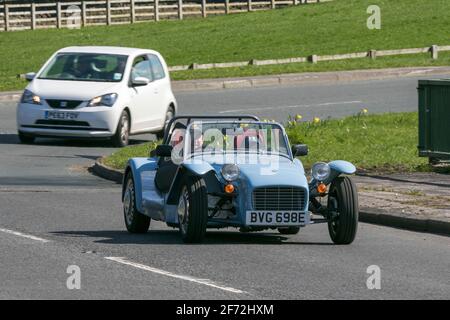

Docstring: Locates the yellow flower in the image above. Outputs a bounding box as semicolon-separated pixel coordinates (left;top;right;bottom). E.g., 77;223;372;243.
313;117;321;124
295;114;303;121
362;108;368;114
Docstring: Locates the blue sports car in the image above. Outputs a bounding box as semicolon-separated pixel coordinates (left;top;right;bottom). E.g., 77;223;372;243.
122;115;358;244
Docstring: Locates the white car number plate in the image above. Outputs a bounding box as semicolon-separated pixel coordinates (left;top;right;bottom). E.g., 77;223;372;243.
246;211;305;226
45;111;79;120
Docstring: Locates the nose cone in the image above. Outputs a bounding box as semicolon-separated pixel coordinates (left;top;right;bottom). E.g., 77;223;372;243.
238;157;308;189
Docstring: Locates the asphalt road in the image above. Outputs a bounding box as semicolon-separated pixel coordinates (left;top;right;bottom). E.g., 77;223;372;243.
1;76;449;299
177;75;441;121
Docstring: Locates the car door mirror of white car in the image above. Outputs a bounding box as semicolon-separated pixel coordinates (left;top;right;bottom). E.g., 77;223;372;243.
25;72;36;82
132;76;150;86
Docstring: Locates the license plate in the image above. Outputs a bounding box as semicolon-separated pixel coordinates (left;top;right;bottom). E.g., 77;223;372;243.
246;211;305;226
44;111;79;120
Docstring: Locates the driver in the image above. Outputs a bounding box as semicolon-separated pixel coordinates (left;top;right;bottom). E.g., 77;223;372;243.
74;56;97;79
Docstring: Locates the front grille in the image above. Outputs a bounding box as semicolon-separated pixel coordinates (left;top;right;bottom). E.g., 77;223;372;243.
23;124;107;131
46;99;83;109
36;120;90;127
252;187;307;211
24;120;107;131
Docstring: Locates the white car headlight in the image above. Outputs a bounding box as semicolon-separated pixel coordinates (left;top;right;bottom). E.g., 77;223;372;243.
311;162;330;181
221;164;239;181
21;89;41;105
88;93;118;107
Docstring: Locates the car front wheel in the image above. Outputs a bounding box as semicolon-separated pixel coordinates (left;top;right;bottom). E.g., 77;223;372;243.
177;176;208;243
123;172;150;233
111;110;130;147
327;176;359;245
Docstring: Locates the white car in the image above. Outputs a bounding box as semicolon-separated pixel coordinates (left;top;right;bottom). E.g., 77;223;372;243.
17;46;177;147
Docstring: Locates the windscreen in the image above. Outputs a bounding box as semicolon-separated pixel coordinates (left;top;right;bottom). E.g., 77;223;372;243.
39;53;128;82
181;122;290;159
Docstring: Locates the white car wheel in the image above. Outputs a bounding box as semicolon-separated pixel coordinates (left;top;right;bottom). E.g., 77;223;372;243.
112;110;130;147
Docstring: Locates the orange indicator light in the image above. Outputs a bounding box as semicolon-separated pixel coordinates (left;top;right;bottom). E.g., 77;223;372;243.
224;184;235;194
317;183;327;194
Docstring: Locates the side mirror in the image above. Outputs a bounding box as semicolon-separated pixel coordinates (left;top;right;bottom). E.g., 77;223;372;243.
151;144;173;158
25;72;36;82
131;76;150;86
292;144;308;157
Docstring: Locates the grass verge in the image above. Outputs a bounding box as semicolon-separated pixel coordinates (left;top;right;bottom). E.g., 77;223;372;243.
102;140;159;170
172;52;450;81
1;0;450;91
101;112;441;173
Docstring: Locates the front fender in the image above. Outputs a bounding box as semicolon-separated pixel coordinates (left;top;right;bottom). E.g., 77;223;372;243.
328;160;356;175
182;161;215;176
325;160;356;184
166;161;217;205
122;157;158;213
309;160;356;197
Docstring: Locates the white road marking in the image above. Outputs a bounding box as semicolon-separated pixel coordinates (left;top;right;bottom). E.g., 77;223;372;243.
105;256;246;294
0;227;50;243
219;100;363;114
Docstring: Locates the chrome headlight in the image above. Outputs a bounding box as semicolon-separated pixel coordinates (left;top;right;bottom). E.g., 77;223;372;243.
21;89;42;105
311;162;330;181
88;93;118;107
221;164;239;181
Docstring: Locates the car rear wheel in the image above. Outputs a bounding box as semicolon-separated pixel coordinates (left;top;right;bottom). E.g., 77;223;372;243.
327;176;358;245
177;176;208;243
156;107;174;140
123;172;150;233
111;110;130;147
278;227;300;235
18;131;35;144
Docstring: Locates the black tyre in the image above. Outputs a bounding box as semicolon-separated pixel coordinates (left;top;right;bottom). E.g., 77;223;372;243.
123;172;150;233
327;176;359;245
18;131;35;144
111;110;130;147
155;107;174;140
177;176;208;243
278;227;300;235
